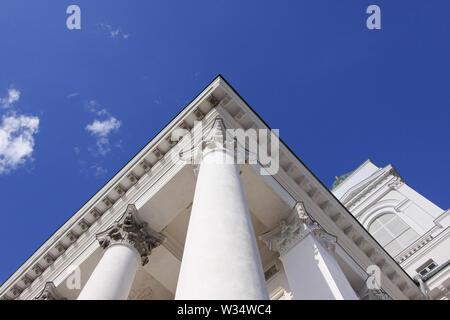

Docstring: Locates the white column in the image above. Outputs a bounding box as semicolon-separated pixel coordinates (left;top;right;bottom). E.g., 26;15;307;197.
78;204;163;300
175;118;268;300
281;234;358;300
261;202;358;300
77;243;139;300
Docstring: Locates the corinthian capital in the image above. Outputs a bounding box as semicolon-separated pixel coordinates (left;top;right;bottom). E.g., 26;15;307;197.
201;117;226;152
260;201;336;256
96;204;164;266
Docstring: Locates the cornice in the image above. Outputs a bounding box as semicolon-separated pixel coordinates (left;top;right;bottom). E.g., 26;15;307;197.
213;85;421;299
212;87;421;299
341;165;403;211
0;75;422;300
398;226;449;267
0;76;230;300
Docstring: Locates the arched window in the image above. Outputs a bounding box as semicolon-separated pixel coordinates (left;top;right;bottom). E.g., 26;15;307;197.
368;213;419;257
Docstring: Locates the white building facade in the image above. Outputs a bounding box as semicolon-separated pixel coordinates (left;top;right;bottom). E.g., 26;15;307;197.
0;76;444;300
331;160;449;300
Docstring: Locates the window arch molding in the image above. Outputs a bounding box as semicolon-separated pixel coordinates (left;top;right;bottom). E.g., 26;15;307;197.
365;211;420;257
360;200;423;235
360;200;399;228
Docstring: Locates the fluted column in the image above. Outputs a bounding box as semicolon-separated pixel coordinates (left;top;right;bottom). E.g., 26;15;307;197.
260;202;358;300
175;118;268;300
77;204;163;300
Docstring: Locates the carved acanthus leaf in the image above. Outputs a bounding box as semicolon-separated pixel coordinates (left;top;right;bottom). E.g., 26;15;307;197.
96;204;164;266
260;201;336;255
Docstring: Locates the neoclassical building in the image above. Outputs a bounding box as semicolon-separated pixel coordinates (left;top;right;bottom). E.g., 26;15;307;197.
331;160;449;300
0;76;447;300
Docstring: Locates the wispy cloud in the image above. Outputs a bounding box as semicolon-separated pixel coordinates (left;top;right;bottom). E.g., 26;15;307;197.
67;93;79;98
0;87;40;174
1;88;21;108
86;117;121;137
90;163;108;177
86;117;121;156
84;100;121;157
98;23;130;39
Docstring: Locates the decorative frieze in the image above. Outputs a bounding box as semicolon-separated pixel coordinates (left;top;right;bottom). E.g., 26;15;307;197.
102;196;114;208
21;275;33;287
114;184;126;197
153;148;163;160
193;108;205;120
96;204;164;266
260;202;336;256
32;264;43;276
90;208;101;219
139;159;151;172
207;94;220;108
66;231;77;243
55;243;65;254
78;219;89;231
126;172;139;184
11;285;22;298
43;254;55;265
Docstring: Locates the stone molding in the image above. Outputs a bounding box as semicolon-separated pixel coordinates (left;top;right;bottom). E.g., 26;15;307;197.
259;201;337;256
342;166;404;211
96;204;164;266
0;75;422;300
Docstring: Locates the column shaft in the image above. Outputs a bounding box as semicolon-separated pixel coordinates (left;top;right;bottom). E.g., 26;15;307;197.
281;234;358;300
77;244;139;300
175;146;268;299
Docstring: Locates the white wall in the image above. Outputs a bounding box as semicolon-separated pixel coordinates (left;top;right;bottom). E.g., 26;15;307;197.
332;160;449;299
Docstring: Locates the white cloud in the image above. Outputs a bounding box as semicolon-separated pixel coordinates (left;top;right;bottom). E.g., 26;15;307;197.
0;87;39;174
0;113;39;174
85;116;121;156
86;117;121;137
1;88;21;108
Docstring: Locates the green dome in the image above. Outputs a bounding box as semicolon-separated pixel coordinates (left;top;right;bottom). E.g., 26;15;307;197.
331;171;354;190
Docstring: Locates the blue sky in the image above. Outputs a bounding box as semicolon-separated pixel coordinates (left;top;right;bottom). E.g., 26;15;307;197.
0;1;448;283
